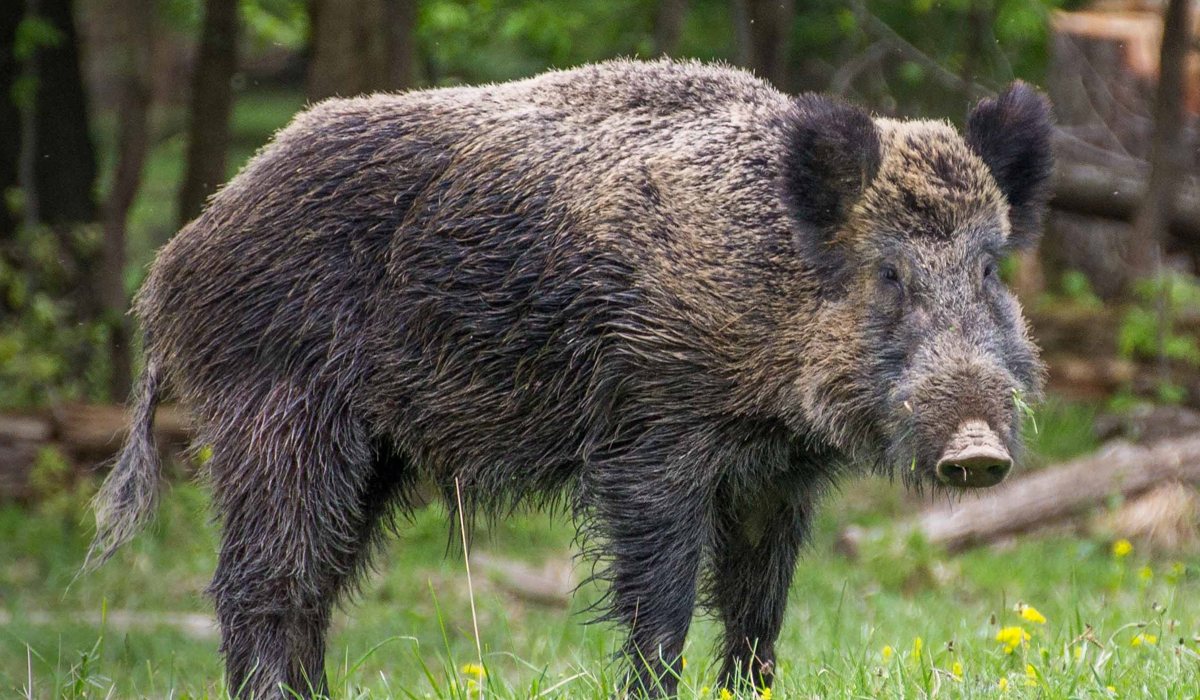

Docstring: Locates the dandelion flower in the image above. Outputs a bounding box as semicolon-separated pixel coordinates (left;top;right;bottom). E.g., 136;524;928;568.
1025;664;1039;687
951;661;963;678
995;626;1030;653
461;663;485;679
759;688;771;700
1073;646;1084;660
1018;604;1046;625
881;645;893;660
1113;539;1133;558
700;687;710;696
1138;566;1153;581
998;677;1009;691
720;688;733;700
1107;686;1116;694
911;637;923;656
1131;634;1157;646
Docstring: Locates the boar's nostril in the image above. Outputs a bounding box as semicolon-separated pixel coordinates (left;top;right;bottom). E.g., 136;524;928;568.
935;420;1012;488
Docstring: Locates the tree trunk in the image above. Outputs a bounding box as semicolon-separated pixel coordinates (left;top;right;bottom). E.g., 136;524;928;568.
306;0;388;101
730;0;794;90
31;0;96;227
959;0;987;121
1127;0;1194;280
654;0;689;57
0;1;22;239
176;0;240;226
102;0;155;401
381;0;417;91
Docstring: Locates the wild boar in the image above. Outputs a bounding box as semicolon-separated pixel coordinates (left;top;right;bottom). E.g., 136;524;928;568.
88;58;1052;698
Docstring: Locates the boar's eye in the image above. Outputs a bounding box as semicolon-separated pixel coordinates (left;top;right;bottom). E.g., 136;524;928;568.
879;264;901;286
983;260;998;280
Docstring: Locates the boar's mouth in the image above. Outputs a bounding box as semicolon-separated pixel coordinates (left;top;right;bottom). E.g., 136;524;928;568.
934;419;1011;488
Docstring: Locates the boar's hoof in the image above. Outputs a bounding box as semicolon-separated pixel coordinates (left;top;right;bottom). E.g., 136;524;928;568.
935;420;1011;488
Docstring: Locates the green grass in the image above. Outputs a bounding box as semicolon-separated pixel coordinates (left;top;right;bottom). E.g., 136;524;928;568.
4;401;1199;699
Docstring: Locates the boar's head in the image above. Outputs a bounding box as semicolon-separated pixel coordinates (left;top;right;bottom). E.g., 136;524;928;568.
782;83;1053;489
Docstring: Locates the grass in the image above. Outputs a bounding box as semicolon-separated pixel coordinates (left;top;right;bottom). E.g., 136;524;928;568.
3;398;1200;699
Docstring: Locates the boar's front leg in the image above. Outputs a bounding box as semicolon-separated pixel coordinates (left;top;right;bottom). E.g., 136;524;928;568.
710;482;813;691
587;441;715;698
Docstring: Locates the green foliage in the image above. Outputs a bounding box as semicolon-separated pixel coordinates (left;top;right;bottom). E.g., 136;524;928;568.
1117;273;1200;367
406;0;1066;118
0;223;111;409
1059;269;1103;309
154;0;308;53
13;14;64;60
241;0;309;50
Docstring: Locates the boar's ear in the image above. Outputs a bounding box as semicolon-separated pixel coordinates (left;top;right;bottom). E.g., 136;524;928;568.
783;94;882;284
966;82;1055;249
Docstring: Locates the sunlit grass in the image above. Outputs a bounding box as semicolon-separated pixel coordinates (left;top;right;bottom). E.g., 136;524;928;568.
6;457;1200;698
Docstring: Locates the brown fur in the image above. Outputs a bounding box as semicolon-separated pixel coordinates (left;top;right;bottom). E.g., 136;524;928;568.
89;59;1054;698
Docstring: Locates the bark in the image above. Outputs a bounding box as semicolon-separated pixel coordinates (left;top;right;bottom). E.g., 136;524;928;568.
0;1;22;239
177;0;240;226
382;0;417;90
1127;0;1195;280
912;434;1200;552
31;0;96;227
731;0;794;90
1051;158;1200;245
653;0;689;57
102;0;155;401
306;0;388;101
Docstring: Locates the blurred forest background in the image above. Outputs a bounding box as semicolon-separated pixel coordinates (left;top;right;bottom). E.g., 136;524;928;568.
3;0;1200;697
2;0;1200;428
1;0;1199;577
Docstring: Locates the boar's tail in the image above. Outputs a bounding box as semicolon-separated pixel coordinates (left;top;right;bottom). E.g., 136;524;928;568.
83;360;163;573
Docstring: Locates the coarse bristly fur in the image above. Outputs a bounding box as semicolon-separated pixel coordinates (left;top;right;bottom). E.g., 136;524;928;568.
86;58;1054;698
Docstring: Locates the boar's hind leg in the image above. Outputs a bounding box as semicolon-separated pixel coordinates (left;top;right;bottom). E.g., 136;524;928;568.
710;487;811;691
589;452;712;698
207;404;407;700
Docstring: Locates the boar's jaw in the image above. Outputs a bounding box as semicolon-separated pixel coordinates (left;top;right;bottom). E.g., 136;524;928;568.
934;419;1011;488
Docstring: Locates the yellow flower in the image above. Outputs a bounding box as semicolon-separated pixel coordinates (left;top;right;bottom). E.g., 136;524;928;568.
759;688;771;700
998;677;1009;691
681;657;687;670
996;626;1030;653
881;645;893;660
1113;539;1133;558
461;663;485;679
1138;566;1153;581
1131;634;1157;646
700;687;710;696
1107;686;1116;693
1073;646;1084;660
1018;605;1047;625
951;661;963;678
720;689;733;700
1025;664;1039;687
911;637;923;656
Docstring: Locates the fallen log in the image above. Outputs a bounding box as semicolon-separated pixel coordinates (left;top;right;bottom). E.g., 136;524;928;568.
915;434;1200;552
0;404;191;501
1051;159;1200;244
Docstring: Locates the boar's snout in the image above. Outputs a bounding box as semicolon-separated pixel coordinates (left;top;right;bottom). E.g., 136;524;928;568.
935;419;1011;488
